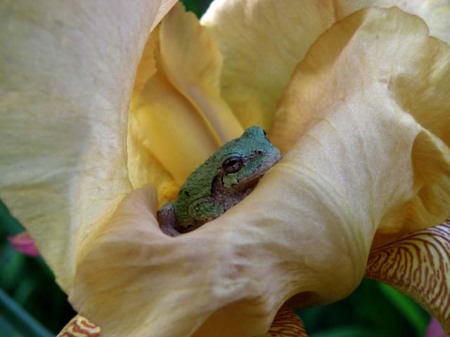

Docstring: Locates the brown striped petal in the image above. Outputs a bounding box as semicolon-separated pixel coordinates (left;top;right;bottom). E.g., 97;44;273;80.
366;220;450;334
265;306;307;337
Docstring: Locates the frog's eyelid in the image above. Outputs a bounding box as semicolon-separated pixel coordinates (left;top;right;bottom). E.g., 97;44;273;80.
222;155;244;173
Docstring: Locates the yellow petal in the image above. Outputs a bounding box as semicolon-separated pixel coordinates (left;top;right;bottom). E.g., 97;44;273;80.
335;0;450;43
0;0;177;291
58;306;307;337
131;4;244;185
131;67;219;186
132;35;158;97
271;7;450;236
127;107;179;204
201;0;450;131
69;7;449;337
74;124;380;336
159;4;243;142
201;1;337;130
71;187;226;337
366;221;450;334
71;187;313;337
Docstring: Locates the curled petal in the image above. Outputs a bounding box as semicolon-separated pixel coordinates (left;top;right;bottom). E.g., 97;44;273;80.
131;4;243;186
201;0;337;130
132;35;158;98
71;186;316;337
130;65;219;188
366;221;450;335
159;4;243;143
335;0;450;43
272;7;450;236
71;7;449;337
0;0;177;290
201;0;450;130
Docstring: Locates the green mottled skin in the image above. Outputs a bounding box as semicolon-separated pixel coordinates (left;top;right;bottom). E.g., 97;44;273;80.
157;126;282;236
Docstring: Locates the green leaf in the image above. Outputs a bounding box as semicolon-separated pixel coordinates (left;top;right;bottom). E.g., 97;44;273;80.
0;315;22;337
378;282;428;335
179;0;213;17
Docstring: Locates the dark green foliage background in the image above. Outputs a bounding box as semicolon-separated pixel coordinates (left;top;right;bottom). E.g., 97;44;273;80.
0;201;76;336
0;0;430;336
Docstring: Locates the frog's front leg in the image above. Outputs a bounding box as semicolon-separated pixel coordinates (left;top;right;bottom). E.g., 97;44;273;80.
157;203;181;237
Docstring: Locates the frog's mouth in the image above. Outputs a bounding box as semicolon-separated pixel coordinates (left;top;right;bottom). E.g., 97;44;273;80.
238;152;282;190
240;173;263;191
233;154;282;199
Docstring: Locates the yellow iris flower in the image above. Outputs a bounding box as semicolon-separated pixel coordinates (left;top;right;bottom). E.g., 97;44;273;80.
0;1;449;336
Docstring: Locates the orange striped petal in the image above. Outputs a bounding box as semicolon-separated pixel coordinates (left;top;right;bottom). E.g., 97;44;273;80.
265;306;307;337
57;315;100;337
366;221;450;334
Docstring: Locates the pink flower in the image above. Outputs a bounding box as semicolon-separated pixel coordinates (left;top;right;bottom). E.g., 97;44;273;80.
8;232;40;257
426;318;446;337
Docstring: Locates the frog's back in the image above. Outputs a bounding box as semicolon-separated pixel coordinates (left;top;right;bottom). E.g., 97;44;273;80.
172;152;223;225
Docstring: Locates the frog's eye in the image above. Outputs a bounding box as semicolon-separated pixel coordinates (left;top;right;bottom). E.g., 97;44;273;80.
222;155;244;173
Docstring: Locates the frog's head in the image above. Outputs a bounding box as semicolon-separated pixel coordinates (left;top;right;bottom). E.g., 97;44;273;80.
172;126;282;234
217;126;282;190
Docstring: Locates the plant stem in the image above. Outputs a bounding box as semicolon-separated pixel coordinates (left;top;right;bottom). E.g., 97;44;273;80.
0;288;52;337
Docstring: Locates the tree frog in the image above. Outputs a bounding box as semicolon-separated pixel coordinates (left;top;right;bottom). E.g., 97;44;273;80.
157;126;282;236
